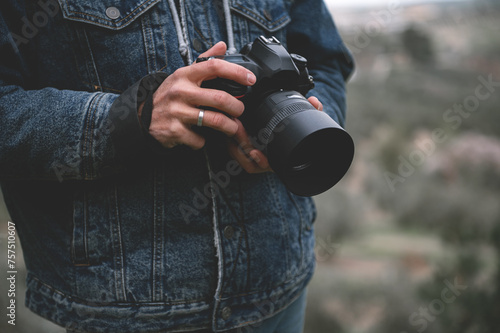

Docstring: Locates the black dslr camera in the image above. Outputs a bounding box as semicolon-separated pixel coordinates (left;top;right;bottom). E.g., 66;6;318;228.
198;36;354;196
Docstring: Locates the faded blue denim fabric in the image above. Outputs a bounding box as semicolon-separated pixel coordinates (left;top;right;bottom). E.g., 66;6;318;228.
0;0;354;332
67;289;307;333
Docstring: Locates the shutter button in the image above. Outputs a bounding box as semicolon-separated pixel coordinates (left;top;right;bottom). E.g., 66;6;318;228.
221;306;232;320
106;7;120;19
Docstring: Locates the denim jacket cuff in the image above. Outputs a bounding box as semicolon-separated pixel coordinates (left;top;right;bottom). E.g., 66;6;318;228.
108;72;168;167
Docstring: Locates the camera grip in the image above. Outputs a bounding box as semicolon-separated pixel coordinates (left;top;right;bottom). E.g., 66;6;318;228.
201;78;248;99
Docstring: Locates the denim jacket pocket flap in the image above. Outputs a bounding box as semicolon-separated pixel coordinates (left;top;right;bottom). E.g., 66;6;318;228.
231;0;291;32
57;0;160;30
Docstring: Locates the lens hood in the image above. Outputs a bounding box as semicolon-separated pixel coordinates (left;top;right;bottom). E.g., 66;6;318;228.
258;91;355;196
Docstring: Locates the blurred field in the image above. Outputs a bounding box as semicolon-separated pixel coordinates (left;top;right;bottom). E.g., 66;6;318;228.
2;1;500;333
305;2;500;332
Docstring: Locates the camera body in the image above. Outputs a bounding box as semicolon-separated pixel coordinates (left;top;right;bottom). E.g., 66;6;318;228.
198;36;354;196
199;35;314;108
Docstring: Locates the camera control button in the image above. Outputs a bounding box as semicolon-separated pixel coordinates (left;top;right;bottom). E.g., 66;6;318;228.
105;7;120;20
223;226;235;239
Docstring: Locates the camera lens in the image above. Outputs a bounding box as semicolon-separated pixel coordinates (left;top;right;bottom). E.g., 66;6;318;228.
248;90;354;196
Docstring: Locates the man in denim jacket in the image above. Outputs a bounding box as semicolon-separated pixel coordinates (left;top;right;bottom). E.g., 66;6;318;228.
0;0;353;332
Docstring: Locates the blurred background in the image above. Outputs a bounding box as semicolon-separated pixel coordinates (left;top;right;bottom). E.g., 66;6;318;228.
1;0;499;332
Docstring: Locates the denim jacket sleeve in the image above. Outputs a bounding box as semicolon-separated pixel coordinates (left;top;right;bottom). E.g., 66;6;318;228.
0;3;134;182
287;0;354;128
0;0;353;182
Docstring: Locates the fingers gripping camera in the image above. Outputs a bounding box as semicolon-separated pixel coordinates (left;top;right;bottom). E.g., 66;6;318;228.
198;36;354;196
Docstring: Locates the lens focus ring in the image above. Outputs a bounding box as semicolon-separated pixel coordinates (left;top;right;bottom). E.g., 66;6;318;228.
259;97;314;145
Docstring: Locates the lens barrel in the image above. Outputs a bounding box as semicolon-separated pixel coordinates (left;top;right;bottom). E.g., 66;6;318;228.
252;90;354;196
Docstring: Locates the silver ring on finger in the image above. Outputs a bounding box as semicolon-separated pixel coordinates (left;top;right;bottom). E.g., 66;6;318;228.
197;109;205;127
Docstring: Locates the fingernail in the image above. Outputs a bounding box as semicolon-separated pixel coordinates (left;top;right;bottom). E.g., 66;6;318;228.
247;72;256;85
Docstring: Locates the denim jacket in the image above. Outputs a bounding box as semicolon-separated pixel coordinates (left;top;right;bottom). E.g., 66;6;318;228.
0;0;353;332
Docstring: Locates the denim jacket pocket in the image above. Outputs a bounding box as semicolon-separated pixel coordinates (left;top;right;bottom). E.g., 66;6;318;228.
56;0;163;92
230;0;291;32
230;0;292;49
71;182;118;268
57;0;161;30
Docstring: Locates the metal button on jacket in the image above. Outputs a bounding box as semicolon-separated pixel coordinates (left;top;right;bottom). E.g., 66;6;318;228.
221;306;232;320
192;38;203;52
106;7;120;19
223;226;235;239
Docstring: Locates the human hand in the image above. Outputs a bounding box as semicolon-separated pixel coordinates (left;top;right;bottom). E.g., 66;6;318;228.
146;41;256;149
227;95;324;174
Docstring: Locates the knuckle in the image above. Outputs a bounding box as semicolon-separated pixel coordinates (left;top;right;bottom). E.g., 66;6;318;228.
205;59;221;72
227;123;238;136
168;121;185;139
209;112;225;129
174;66;189;78
192;138;206;150
212;90;228;106
168;85;187;100
160;103;181;119
234;100;245;115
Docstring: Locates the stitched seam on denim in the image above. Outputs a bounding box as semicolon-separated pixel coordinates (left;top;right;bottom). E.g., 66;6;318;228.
155;9;169;71
218;191;244;294
71;190;90;265
286;191;305;273
62;0;159;27
28;274;209;306
82;94;99;179
64;21;90;90
88;93;107;178
152;166;164;302
239;183;251;291
82;29;102;91
240;11;249;45
83;82;123;93
187;0;213;48
27;266;312;308
200;0;214;47
265;173;290;277
81;29;102;178
192;25;210;47
73;28;96;91
141;16;151;73
110;185;127;301
152;170;158;301
231;3;290;31
143;12;156;73
83;191;89;262
87;94;105;179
